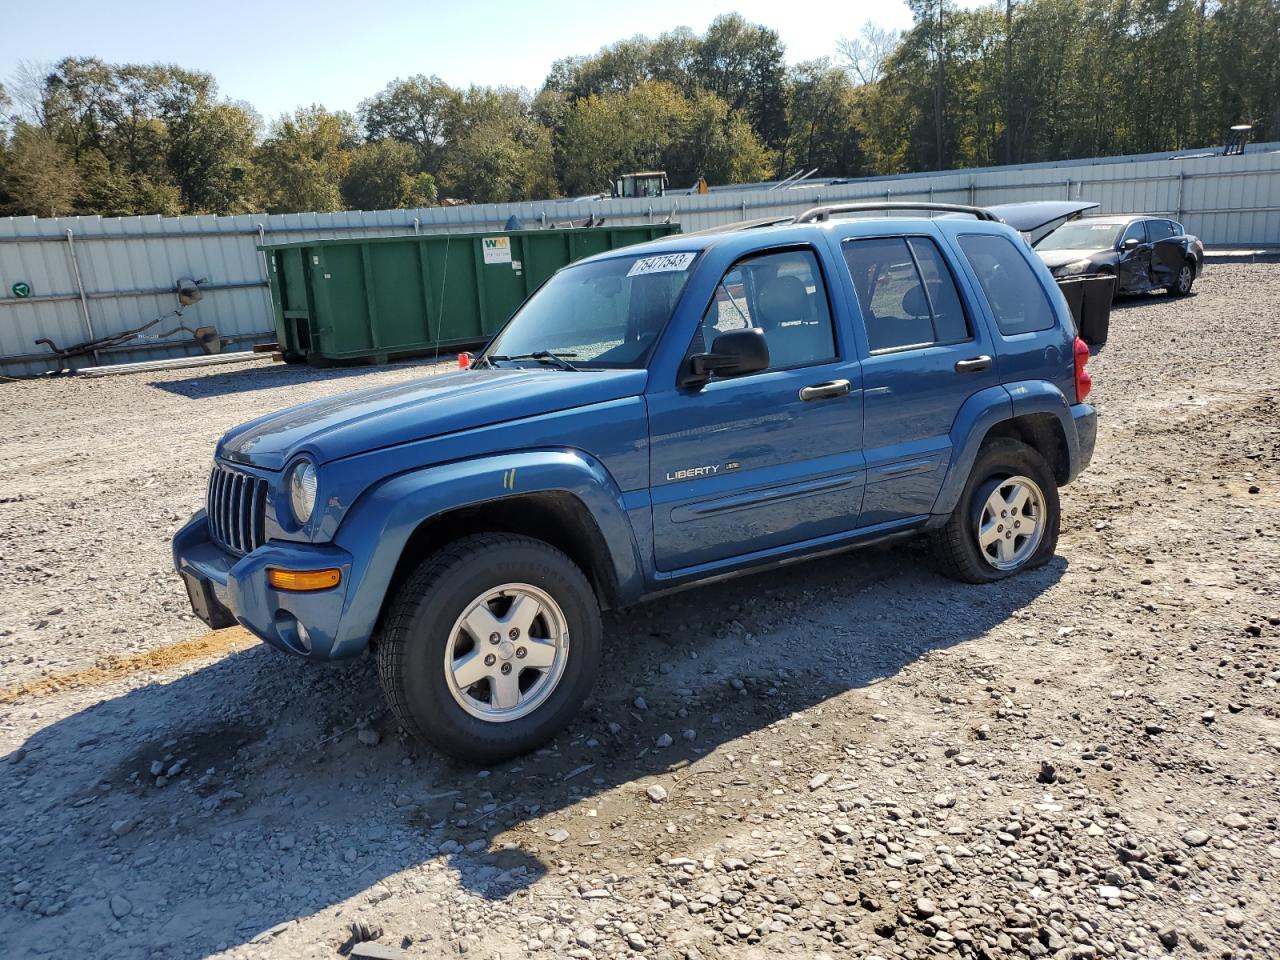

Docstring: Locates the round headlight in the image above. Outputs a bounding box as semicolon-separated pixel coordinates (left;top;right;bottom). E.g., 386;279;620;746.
289;460;318;524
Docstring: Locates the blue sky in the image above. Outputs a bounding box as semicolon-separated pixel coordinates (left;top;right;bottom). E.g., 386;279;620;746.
0;0;927;123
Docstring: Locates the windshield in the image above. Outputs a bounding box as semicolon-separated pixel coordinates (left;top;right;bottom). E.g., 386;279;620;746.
1034;220;1123;251
484;251;697;368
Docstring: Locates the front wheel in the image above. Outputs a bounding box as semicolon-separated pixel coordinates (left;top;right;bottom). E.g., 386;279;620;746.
376;533;602;763
931;439;1060;584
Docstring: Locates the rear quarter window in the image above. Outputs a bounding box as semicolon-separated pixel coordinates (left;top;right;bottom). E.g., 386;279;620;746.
957;234;1057;336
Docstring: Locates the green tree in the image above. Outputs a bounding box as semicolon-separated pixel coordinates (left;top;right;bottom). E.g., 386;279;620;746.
166;100;259;214
1;121;81;216
693;14;789;150
559;81;687;195
358;75;458;177
438;87;556;203
781;60;865;177
254;105;357;213
540;16;789;168
670;90;774;186
342;139;437;209
1211;0;1280;140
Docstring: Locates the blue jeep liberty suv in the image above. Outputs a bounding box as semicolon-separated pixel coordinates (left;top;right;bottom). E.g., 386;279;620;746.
174;202;1097;762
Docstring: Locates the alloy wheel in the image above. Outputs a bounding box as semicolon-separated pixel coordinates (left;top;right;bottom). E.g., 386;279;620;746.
443;583;570;722
977;475;1046;571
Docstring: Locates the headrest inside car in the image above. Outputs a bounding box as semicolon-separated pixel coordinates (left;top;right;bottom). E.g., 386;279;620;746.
756;276;808;329
901;284;930;317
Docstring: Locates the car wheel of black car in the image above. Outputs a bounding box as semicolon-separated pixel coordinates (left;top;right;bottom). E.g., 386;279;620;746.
376;533;602;763
931;439;1060;584
1170;260;1195;297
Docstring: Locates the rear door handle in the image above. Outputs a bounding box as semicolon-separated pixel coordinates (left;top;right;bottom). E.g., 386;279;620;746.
954;356;992;373
799;379;851;401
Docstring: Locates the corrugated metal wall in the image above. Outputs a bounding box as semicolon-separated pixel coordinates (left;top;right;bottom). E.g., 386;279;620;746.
2;144;1277;377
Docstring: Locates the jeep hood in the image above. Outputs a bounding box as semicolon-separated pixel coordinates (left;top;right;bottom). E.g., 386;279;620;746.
217;367;648;469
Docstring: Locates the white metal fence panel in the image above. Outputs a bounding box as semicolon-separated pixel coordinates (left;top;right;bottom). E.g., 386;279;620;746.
2;144;1277;377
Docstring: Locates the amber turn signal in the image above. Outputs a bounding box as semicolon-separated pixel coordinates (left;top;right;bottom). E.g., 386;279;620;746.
267;567;341;592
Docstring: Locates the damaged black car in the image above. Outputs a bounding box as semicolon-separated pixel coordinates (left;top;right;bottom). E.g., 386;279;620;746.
1034;215;1205;297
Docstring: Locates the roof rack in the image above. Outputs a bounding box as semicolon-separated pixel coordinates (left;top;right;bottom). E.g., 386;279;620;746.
795;202;1001;223
684;216;798;237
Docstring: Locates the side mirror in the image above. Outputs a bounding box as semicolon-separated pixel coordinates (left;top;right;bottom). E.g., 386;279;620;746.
682;328;770;388
1121;237;1140;251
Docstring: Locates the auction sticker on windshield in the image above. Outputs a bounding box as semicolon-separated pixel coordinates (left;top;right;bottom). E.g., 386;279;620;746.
626;252;696;277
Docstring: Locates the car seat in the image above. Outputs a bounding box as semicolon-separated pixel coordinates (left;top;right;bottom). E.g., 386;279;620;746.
866;284;934;351
755;276;831;368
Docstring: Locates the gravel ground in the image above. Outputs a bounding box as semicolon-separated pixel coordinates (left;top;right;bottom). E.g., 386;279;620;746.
1;264;1278;960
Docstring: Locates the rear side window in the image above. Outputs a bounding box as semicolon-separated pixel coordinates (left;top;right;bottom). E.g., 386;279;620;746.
957;234;1057;336
842;236;972;352
1147;219;1177;241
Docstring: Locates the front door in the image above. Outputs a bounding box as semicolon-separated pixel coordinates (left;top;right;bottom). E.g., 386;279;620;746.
839;232;1000;525
1117;220;1152;293
647;247;864;573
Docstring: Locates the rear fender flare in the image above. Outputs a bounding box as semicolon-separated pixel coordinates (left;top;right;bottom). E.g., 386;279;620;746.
1004;380;1080;479
932;381;1078;517
329;450;643;656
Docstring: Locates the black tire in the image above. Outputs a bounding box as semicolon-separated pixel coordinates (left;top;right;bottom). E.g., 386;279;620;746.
376;533;602;763
1169;259;1195;297
930;438;1060;584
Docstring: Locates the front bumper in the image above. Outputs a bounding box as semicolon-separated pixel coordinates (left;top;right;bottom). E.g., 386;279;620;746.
172;511;359;659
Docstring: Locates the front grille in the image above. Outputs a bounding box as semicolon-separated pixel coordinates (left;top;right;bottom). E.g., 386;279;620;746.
207;463;269;555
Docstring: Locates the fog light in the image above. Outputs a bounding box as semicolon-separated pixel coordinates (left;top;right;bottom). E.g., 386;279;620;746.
267;567;341;591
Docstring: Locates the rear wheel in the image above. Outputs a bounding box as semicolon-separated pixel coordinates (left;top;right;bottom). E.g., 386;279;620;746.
1169;260;1195;296
376;533;602;763
931;439;1060;583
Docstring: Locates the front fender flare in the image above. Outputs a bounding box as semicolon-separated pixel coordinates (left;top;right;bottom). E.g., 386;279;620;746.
327;449;643;657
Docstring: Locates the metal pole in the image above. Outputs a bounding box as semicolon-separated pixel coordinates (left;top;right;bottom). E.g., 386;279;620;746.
65;229;98;364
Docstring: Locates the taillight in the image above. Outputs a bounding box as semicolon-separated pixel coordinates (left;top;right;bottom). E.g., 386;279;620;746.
1073;337;1092;402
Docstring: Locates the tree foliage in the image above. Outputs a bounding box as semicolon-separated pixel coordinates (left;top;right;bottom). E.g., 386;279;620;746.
1;3;1276;218
253;105;358;213
342;139;437;210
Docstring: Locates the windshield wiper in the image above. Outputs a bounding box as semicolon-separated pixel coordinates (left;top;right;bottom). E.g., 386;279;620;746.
486;351;581;371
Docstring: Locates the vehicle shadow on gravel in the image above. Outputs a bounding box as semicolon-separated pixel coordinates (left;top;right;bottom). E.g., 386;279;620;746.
1;543;1064;958
148;357;451;399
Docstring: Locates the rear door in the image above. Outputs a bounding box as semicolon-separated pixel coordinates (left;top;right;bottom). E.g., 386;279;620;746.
1146;219;1184;289
837;228;999;525
953;231;1075;394
647;246;864;572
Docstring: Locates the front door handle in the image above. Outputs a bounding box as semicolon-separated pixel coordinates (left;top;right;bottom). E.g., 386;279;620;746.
954;356;992;373
799;379;851;401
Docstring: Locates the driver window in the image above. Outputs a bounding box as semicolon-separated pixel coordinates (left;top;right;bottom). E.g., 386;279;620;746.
1121;221;1148;245
696;249;837;371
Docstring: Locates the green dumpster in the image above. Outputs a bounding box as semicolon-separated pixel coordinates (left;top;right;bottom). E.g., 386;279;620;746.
261;223;681;365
